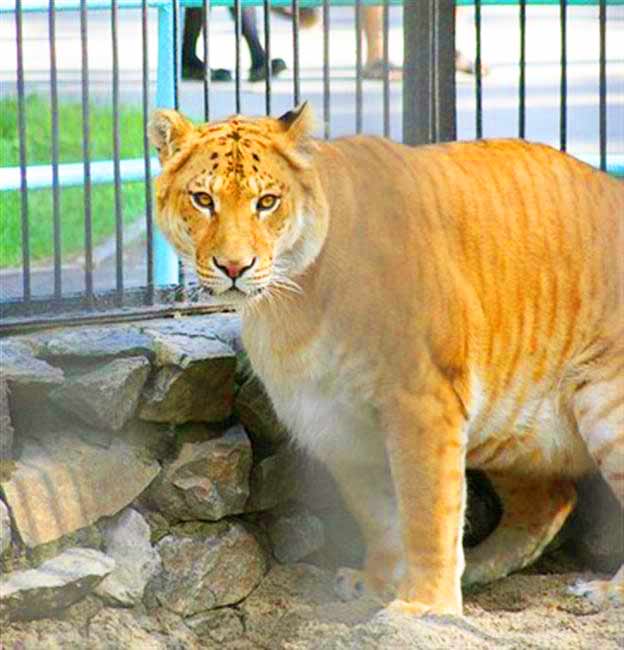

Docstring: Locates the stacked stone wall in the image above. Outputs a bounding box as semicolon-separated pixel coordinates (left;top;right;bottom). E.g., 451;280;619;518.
0;313;620;647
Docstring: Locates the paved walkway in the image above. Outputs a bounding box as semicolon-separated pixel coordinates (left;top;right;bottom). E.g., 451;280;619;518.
1;6;623;301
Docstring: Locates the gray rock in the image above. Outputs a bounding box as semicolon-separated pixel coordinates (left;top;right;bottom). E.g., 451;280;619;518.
247;449;300;513
142;313;242;354
0;618;86;648
186;607;245;642
42;327;155;360
0;547;115;622
88;607;203;650
148;424;252;522
1;430;160;548
0;377;14;461
95;508;161;607
1;498;12;556
235;374;288;449
1;339;64;387
149;520;268;617
145;331;235;369
50;357;151;431
139;339;236;424
571;474;624;572
267;504;326;564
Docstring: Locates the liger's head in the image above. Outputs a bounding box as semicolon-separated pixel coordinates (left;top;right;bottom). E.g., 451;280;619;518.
149;103;328;307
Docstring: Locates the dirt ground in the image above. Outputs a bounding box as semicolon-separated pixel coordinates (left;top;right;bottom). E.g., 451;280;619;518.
2;553;622;649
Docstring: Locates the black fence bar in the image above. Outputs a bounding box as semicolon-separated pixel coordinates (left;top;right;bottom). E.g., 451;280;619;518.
173;0;180;109
599;0;607;171
431;0;439;143
0;290;224;337
355;0;363;134
475;0;483;139
292;0;301;106
202;0;211;121
560;0;567;151
383;0;390;138
15;0;31;304
80;0;94;301
141;0;154;305
112;0;124;304
519;0;526;138
48;0;62;301
264;0;272;115
323;0;330;139
435;0;456;142
234;0;241;113
403;1;432;145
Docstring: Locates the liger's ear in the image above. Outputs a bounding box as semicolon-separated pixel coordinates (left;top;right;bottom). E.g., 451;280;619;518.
277;101;315;144
148;109;193;164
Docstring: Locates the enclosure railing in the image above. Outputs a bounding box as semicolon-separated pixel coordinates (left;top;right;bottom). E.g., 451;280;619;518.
1;0;622;331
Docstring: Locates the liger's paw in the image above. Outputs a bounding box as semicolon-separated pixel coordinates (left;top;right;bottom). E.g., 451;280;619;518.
384;598;462;618
334;567;368;602
569;577;624;607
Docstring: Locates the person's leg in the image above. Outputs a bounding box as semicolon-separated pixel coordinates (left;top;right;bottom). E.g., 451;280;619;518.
237;7;266;70
362;7;401;80
233;7;287;81
182;8;203;68
182;8;232;81
362;7;383;66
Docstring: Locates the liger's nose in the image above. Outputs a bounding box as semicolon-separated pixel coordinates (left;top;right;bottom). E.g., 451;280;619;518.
213;257;256;279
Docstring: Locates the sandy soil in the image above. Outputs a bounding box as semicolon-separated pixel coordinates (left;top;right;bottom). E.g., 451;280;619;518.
2;553;622;649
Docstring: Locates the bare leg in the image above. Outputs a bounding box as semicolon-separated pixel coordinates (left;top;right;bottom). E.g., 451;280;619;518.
361;8;401;80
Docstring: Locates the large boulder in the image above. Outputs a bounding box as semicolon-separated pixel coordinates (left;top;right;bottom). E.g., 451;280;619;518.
139;338;236;425
265;503;326;564
1;339;64;388
0;377;14;461
148;520;268;617
0;430;160;548
0;547;115;622
147;424;252;522
570;473;624;572
95;508;161;607
41;327;155;361
50;357;151;432
1;498;12;556
246;448;300;513
235;374;288;450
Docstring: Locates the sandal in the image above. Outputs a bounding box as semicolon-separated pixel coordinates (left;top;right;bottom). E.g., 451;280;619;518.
362;59;402;81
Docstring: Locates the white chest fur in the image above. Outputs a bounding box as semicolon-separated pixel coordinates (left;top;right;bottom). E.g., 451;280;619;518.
242;318;384;465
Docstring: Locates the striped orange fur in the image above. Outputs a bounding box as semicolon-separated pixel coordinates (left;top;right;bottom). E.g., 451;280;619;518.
150;104;624;616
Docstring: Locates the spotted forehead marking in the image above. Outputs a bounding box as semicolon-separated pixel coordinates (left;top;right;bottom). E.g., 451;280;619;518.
189;119;285;195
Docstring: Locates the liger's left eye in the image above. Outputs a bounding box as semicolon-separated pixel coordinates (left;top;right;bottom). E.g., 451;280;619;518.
257;194;279;212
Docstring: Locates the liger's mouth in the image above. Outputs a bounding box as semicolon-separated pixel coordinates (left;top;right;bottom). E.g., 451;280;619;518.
192;283;265;301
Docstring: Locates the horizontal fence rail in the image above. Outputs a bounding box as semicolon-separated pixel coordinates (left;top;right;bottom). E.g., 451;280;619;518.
1;0;622;329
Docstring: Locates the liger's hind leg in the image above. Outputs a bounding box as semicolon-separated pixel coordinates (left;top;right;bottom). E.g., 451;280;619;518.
462;474;577;586
569;354;624;607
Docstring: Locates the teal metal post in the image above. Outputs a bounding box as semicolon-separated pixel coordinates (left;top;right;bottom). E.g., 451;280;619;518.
154;0;179;286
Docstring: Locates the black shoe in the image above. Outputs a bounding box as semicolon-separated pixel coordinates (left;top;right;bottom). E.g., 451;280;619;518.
249;58;287;82
182;60;232;82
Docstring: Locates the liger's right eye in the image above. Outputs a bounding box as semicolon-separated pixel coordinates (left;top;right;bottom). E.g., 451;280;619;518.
191;192;214;212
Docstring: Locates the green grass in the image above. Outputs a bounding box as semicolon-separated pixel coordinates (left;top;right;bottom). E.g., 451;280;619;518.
0;95;149;268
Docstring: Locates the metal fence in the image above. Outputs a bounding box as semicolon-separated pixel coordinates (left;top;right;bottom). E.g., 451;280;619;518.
0;0;622;331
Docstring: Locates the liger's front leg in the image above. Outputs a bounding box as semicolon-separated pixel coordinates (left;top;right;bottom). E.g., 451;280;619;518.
383;378;468;616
